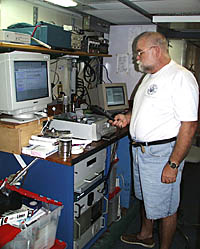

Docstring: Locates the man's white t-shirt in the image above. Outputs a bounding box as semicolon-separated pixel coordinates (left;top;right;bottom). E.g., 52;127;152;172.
129;60;199;142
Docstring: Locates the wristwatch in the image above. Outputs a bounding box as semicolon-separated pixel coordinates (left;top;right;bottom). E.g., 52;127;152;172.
168;160;179;169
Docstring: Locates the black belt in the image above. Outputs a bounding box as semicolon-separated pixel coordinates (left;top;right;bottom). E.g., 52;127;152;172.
132;137;177;147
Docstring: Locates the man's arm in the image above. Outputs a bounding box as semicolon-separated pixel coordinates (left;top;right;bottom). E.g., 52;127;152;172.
170;121;198;163
162;121;198;184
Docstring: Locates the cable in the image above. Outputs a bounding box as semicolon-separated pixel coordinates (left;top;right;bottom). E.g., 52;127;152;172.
50;60;60;87
83;86;91;106
41;120;51;135
103;142;119;196
50;60;61;101
83;60;96;84
31;24;41;37
90;57;102;85
101;64;112;84
75;57;99;106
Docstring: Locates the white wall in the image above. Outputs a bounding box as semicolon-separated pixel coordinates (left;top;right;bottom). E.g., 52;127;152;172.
0;0;82;29
103;24;156;100
0;0;82;99
1;0;33;28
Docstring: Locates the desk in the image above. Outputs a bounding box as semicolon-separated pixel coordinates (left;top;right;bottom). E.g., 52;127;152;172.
0;127;131;249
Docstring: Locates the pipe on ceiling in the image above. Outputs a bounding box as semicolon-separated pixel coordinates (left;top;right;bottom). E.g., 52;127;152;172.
118;0;152;21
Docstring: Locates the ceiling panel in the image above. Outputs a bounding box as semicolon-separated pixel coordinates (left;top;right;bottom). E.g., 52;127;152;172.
86;3;127;10
84;8;151;24
74;0;152;24
135;0;200;15
73;0;200;25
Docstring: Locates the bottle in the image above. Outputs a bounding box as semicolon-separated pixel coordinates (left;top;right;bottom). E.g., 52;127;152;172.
63;95;69;113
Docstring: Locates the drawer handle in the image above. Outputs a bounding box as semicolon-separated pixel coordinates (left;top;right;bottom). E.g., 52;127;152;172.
101;216;105;228
87;157;96;167
74;203;85;218
103;196;108;215
84;173;100;183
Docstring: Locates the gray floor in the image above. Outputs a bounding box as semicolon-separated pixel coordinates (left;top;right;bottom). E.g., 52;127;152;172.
92;198;200;249
92;161;200;249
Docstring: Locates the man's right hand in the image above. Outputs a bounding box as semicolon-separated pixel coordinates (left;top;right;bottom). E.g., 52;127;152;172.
109;113;131;128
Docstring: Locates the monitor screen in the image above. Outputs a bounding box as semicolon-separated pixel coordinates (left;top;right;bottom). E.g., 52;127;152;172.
88;83;129;112
106;86;126;106
15;61;49;102
0;51;52;118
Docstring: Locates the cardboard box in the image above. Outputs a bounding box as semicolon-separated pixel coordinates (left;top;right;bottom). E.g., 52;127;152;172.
0;118;49;154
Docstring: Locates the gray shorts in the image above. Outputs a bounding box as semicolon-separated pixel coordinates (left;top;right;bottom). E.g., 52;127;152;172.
132;141;184;220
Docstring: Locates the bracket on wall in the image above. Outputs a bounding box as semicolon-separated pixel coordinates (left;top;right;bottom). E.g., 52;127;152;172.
33;6;38;26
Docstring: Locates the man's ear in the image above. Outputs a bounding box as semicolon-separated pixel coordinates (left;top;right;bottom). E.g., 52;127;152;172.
154;46;161;57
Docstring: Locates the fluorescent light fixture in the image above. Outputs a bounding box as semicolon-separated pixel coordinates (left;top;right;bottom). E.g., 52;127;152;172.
153;15;200;23
44;0;77;7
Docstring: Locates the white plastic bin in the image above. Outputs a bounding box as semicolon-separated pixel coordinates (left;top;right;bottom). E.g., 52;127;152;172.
3;204;62;249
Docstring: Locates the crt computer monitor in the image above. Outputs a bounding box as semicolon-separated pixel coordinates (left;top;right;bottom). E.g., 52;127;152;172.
0;51;52;119
97;83;129;112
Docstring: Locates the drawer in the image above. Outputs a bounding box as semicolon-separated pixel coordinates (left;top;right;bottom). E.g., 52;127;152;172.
74;216;104;249
74;182;105;218
74;149;106;191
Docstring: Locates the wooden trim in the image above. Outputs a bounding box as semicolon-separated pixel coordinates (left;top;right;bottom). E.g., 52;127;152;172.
0;42;112;57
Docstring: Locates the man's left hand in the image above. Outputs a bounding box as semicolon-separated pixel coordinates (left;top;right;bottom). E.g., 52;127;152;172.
161;164;178;184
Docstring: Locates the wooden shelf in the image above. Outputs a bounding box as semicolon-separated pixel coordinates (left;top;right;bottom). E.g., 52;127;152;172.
0;42;112;58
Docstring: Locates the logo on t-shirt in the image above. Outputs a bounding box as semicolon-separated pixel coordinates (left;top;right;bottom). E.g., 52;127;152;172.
147;84;158;95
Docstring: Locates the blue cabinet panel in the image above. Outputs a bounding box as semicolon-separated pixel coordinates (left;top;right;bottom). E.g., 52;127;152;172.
117;136;132;209
0;135;131;248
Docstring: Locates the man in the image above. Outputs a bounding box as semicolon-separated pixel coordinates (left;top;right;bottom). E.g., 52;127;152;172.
111;32;199;249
